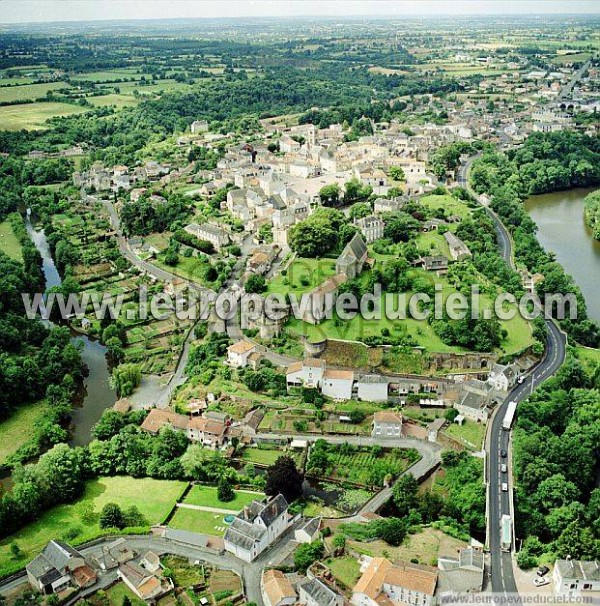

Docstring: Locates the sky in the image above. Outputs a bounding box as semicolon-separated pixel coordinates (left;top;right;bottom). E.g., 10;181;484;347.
1;0;599;24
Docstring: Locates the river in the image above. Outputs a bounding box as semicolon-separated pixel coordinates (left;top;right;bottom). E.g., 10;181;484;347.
524;187;600;324
26;216;117;447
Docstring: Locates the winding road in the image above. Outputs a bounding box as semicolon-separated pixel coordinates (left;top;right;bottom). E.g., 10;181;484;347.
458;155;567;595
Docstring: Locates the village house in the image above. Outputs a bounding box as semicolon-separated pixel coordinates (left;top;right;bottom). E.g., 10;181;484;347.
321;369;355;401
415;255;449;274
294;517;321;544
553;560;600;596
261;570;298;606
352;557;439;606
184;222;230;251
356;215;385;244
247;245;280;275
443;231;472;261
437;548;485;595
118;559;173;602
356;375;389;403
191;119;209;134
454;380;494;423
227;340;258;368
224;494;292;562
299;578;344;606
336;233;368;279
371;410;403;439
374;196;407;214
487;363;519;392
286;358;327;390
27;541;97;596
90;538;136;571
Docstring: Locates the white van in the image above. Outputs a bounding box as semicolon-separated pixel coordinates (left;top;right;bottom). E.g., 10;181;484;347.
501;482;509;492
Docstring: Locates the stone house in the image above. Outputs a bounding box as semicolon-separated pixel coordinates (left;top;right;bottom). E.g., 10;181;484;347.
371;410;403;439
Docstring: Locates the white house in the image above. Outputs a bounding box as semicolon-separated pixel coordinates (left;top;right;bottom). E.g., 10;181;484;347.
286;359;326;391
299;578;344;606
191;120;209;134
357;375;389;403
224;494;291;562
372;411;403;439
352;557;438;606
227;340;257;368
487;363;519;392
294;517;321;544
554;560;600;596
356;215;385;244
321;369;354;400
262;569;297;606
184;223;229;251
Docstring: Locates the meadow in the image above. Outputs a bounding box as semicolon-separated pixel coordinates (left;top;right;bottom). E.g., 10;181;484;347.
0;101;88;130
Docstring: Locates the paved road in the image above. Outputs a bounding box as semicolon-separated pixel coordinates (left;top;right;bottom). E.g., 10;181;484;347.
558;58;592;101
458;156;568;595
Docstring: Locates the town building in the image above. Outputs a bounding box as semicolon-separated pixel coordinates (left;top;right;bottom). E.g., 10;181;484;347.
294;517;321;544
371;411;403;439
356;215;385;244
321;369;355;400
299;578;344;606
443;232;472;261
184;222;230;251
454;380;494;423
437;548;485;595
286;359;327;390
26;541;96;596
227;340;258;368
118;560;173;602
224;494;292;562
553;560;600;596
356;375;389;403
352;557;438;606
336;234;368;279
261;569;298;606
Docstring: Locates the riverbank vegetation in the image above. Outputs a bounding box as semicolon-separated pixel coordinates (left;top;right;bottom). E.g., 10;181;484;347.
471;131;600;347
513;352;600;568
584;189;600;240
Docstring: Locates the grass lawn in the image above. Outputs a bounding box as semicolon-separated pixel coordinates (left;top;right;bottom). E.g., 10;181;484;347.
267;257;337;296
0;401;48;465
183;485;263;510
0;220;23;261
325;556;361;589
443;420;486;451
104;582;147;606
342;527;468;567
419;194;473;220
240;447;293;466
0;477;187;579
168;507;227;536
0;102;88;130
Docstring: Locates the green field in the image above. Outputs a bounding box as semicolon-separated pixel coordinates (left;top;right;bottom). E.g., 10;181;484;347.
0;401;48;465
183;485;263;510
168;507;227;536
0;82;69;104
0;220;23;261
326;556;362;588
105;582;147;606
419;194;473;220
267;257;338;296
0;102;88;130
0;476;186;579
443;419;486;450
240;446;292;466
575;346;600;376
87;93;140;108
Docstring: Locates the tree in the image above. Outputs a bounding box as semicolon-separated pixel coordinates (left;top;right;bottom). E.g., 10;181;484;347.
122;597;132;606
319;183;340;206
388;166;406;182
245;274;267;294
294;541;324;572
377;517;408;546
99;502;125;530
218;477;235;502
265;456;304;503
392;474;419;516
10;543;22;559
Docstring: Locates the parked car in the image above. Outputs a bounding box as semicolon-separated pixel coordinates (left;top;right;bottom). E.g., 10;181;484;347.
501;464;507;473
537;566;550;577
534;577;550;587
501;482;508;492
517;376;525;384
500;449;507;458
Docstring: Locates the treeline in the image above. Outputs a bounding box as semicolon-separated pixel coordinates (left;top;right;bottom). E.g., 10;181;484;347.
584;189;600;240
513;354;600;566
120;192;192;237
470;132;600;347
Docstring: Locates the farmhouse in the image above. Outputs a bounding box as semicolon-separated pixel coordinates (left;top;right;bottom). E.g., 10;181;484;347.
118;560;173;602
261;569;297;606
27;541;96;596
438;548;485;595
443;231;472;261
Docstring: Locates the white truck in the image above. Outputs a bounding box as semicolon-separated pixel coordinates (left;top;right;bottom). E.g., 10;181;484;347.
501;514;512;552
